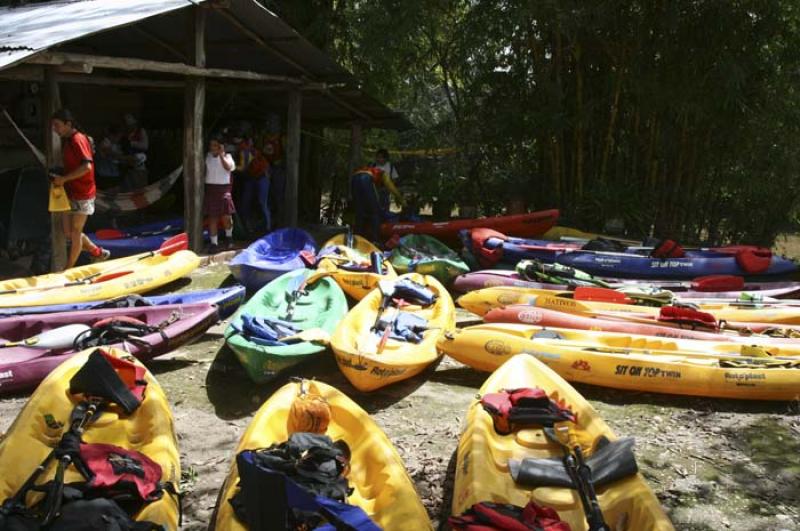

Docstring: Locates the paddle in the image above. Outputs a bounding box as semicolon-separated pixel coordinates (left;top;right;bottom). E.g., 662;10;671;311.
0;324;90;350
547;425;610;531
0;233;188;296
95;224;176;240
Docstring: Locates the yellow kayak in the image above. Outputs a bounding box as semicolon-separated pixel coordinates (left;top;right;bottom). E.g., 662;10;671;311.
331;273;455;391
211;379;431;530
453;354;674;530
323;233;381;255
0;249;200;308
0;347;180;529
458;286;800;324
314;240;397;300
439;324;800;400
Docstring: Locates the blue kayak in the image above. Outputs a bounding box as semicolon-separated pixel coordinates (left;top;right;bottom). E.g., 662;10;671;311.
89;218;184;257
229;228;317;291
556;250;798;279
0;285;246;320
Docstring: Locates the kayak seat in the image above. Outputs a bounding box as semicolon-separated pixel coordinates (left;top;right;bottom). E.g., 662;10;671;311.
508;436;638;489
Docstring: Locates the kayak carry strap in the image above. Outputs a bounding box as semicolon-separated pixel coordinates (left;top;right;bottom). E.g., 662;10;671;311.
508;436;638;489
449;501;571;531
480;388;576;435
230;432;379;531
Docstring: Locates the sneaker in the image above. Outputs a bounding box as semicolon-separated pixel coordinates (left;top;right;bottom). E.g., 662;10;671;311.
205;243;220;255
90;248;111;263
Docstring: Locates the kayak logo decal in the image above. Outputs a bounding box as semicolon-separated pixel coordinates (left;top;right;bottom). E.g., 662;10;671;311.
484;340;512;356
0;369;12;381
497;293;521;305
517;309;543;324
571;360;591;371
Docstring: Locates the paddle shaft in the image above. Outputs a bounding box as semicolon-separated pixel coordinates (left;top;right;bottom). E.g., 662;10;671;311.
546;426;609;531
2;108;47;167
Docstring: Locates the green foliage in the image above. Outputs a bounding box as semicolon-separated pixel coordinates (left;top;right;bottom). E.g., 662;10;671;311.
269;0;800;244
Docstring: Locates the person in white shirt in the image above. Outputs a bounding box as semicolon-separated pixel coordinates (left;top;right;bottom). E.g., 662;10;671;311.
371;148;399;217
204;135;236;251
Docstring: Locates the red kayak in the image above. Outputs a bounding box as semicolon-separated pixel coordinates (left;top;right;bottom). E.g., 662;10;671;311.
0;303;219;395
484;304;798;343
380;209;560;244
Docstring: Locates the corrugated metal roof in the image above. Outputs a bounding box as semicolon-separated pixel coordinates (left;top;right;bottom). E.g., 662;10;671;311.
0;0;202;70
0;0;411;129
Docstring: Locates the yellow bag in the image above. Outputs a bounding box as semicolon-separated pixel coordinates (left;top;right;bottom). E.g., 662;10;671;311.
49;184;71;212
287;380;331;434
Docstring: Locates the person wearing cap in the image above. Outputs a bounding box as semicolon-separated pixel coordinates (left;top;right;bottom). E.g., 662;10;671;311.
350;166;405;242
49;108;110;269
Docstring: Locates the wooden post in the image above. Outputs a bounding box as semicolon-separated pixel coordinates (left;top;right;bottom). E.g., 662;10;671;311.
183;6;206;251
348;123;362;173
285;89;302;227
43;67;66;271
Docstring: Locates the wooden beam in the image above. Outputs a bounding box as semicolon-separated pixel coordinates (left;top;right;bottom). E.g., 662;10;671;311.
285;89;302;227
43;67;66;271
348;123;363;174
215;9;311;77
28;51;304;85
183;6;206;252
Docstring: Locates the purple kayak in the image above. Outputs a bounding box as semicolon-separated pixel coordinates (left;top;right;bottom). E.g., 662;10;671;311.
452;270;800;299
0;302;219;395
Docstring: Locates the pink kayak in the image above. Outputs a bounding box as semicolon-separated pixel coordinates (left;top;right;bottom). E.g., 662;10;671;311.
453;270;800;299
484;304;800;343
0;302;219;395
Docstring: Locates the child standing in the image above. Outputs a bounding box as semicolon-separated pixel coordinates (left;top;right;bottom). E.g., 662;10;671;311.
204;135;236;252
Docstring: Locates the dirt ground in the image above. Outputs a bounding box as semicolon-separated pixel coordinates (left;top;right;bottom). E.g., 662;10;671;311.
2;250;800;530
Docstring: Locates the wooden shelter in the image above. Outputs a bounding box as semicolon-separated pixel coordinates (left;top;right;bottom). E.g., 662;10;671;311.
0;0;408;268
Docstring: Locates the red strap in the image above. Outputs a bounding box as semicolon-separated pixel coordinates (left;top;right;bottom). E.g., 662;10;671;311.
92;315;147;329
472;504;533;531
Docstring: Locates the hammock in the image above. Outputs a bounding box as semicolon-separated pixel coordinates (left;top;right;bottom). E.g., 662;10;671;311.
95;166;182;213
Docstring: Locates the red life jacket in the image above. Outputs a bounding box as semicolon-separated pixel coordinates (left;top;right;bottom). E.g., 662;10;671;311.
449;501;572;531
469;228;507;267
650;239;685;259
480;388;577;435
735;248;772;274
658;305;718;330
79;442;164;501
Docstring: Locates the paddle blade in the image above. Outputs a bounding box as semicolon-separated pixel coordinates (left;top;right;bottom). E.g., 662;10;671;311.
95;228;126;240
573;287;632;305
159;233;189;255
24;324;90;349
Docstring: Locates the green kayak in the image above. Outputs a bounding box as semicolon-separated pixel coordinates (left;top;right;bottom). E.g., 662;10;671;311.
390;234;470;285
225;268;349;383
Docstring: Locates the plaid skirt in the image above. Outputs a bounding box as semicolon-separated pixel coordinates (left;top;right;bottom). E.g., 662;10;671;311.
203;183;236;216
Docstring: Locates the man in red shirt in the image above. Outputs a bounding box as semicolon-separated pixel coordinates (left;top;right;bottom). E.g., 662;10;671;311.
50;109;109;269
